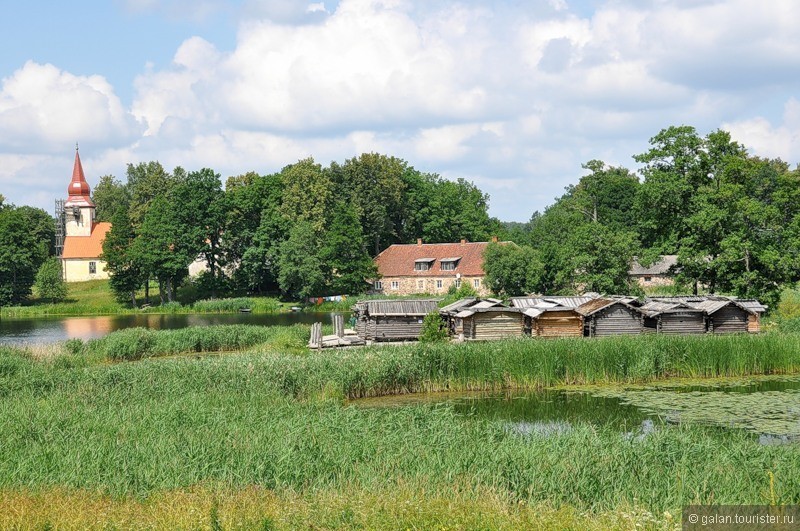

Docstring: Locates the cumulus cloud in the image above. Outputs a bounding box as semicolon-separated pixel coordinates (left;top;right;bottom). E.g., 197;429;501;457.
4;0;800;220
723;98;800;162
0;62;140;153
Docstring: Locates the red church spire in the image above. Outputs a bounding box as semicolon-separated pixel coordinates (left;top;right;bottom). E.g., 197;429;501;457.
65;143;94;207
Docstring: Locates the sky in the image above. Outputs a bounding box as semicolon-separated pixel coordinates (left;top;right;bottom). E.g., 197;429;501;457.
1;0;799;222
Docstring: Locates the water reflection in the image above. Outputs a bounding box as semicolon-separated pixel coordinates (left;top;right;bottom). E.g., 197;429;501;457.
0;312;344;345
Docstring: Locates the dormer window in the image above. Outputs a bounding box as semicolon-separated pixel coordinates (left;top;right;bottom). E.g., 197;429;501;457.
440;257;461;271
414;258;435;271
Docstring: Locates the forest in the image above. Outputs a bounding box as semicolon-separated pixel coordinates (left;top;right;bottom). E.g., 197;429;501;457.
1;125;799;308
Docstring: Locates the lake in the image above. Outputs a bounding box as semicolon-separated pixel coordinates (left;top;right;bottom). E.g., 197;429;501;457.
0;312;347;345
355;375;800;443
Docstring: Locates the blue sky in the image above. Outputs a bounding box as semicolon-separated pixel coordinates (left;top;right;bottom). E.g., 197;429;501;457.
1;0;799;221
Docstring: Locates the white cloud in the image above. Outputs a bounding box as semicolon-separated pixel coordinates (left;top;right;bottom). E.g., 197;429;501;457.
723;98;800;162
5;0;800;221
0;62;140;152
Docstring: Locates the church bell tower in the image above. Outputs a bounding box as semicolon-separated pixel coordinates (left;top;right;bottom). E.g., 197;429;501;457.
64;144;95;237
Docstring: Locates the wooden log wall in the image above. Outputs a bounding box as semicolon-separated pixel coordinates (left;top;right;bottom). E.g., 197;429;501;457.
591;305;642;337
535;310;583;337
466;312;524;340
659;313;706;335
709;306;749;334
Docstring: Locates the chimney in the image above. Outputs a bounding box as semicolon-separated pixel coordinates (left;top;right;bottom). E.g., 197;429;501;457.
460;239;466;246
417;238;422;246
491;235;498;243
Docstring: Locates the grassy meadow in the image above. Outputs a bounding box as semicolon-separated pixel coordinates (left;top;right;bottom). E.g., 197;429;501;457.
1;279;299;317
1;329;800;528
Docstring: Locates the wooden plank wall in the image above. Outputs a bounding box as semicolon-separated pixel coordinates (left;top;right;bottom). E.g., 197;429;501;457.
660;313;706;335
592;305;642;337
747;313;761;333
709;306;748;334
535;310;583;337
466;312;524;340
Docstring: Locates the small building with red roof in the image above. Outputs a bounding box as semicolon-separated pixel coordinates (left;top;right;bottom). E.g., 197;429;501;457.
372;238;500;296
61;147;111;282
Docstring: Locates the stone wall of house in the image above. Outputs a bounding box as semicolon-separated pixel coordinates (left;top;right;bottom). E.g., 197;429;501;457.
63;258;110;282
634;275;675;288
374;275;490;296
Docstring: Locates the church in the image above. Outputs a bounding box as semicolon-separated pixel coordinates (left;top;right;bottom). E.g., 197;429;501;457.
60;148;111;282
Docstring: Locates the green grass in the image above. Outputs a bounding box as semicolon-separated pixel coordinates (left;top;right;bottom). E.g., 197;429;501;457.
2;330;799;527
0;344;797;528
0;280;308;317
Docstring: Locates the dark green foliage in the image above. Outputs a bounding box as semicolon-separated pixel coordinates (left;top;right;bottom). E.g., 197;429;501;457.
320;202;377;295
33;258;67;302
92;175;130;223
102;208;144;306
0;205;52;305
483;242;543;296
277;222;326;299
419;311;448;343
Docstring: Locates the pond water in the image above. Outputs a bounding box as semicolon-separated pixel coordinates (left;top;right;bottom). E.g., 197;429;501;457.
355;376;800;443
0;312;347;345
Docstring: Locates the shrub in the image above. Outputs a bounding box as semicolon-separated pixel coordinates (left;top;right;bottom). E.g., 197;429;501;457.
34;258;68;302
419;311;448;343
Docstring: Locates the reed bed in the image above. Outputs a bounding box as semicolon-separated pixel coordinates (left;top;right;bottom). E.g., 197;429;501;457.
0;347;798;518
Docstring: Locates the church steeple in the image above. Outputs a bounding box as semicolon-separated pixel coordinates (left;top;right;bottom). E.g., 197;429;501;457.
64;144;95;237
65;144;94;208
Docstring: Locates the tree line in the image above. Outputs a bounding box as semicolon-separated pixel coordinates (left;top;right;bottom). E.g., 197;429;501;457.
1;125;798;309
96;154;497;305
485;126;800;307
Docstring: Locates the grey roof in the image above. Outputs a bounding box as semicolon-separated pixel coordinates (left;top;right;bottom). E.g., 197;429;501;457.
440;256;461;262
439;297;477;314
640;300;706;317
510;295;597;309
575;298;641;317
414;257;435;263
629;255;678;276
648;296;767;315
354;299;441;316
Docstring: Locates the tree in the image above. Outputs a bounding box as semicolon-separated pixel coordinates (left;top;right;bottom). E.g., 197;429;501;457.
276;222;326;299
92;175;129;223
102;208;143;306
279;158;332;233
133;196;190;303
334;153;406;255
0;206;46;305
224;172;284;293
126;161;175;227
483;242;544;296
172;168;227;297
320;202;377;295
34;258;67;302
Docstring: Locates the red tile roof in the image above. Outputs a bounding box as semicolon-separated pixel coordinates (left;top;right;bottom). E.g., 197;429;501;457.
62;222;111;259
374;241;497;277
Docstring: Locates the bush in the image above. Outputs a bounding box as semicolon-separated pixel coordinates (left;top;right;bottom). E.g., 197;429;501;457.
34;258;68;302
62;338;84;356
419;311;448;343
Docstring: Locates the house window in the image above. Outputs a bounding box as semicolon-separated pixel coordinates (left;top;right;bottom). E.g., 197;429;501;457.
391;281;400;290
373;280;383;290
440;257;460;271
454;279;461;288
436;280;443;289
644;276;652;282
414;259;434;271
473;279;481;288
89;261;97;274
417;280;424;290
